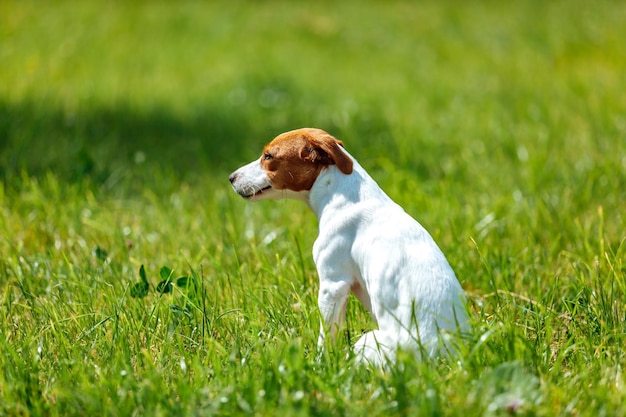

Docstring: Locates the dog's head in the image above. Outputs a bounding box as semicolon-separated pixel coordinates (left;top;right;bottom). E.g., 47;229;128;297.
229;128;353;201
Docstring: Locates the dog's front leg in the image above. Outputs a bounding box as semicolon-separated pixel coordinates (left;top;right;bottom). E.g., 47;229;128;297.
316;279;351;349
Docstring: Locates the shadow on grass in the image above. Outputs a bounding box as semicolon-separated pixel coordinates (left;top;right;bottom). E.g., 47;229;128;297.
0;99;265;184
0;97;392;189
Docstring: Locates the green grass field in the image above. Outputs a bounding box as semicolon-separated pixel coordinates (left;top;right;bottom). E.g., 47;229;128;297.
2;0;626;415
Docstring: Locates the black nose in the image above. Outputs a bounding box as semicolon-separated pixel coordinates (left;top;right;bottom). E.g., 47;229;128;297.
229;173;237;184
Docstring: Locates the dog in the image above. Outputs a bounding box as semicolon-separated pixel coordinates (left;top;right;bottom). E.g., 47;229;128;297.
229;128;469;366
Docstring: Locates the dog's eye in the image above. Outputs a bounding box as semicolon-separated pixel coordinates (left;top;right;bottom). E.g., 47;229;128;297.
263;153;273;161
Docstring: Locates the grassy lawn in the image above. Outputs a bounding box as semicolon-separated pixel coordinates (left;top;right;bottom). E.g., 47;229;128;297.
1;0;626;415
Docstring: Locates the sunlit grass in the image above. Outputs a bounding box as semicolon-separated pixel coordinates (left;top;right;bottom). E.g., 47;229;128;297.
1;0;626;415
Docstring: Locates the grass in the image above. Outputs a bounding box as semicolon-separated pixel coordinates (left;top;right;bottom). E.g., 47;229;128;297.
1;0;626;415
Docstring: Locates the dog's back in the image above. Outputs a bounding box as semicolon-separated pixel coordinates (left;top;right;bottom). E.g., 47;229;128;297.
310;154;469;365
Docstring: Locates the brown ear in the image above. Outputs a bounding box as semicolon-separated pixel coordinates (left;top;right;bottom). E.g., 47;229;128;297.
310;134;354;175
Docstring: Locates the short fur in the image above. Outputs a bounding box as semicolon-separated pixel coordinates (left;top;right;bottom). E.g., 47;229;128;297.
229;128;469;366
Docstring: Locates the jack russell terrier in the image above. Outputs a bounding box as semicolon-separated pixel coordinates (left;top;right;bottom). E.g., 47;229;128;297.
229;128;469;366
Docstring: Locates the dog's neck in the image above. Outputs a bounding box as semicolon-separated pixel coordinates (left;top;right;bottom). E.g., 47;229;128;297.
307;156;392;221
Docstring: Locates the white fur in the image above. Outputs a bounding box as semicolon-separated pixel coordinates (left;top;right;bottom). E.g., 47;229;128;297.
230;146;469;367
229;157;309;202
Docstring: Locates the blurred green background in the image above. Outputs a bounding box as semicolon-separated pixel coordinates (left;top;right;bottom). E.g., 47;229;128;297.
3;0;624;197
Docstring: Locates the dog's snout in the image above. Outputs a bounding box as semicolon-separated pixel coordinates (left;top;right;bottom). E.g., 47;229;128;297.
229;172;238;184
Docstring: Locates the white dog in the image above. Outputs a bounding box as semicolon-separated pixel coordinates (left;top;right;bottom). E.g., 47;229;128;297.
229;128;469;366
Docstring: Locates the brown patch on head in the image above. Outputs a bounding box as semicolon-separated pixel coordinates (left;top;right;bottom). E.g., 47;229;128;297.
260;128;354;192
